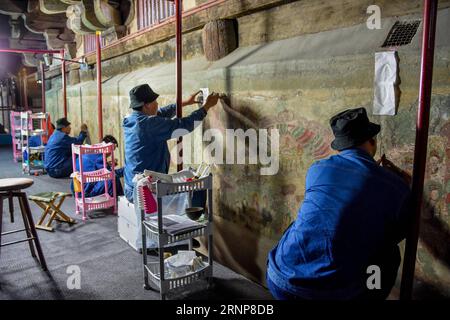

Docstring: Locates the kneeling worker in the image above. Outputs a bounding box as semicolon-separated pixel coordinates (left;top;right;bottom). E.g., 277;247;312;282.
267;107;411;300
44;117;88;178
123;84;219;203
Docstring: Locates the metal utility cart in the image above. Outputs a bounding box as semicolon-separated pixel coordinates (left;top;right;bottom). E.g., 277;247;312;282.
21;111;48;175
139;174;214;300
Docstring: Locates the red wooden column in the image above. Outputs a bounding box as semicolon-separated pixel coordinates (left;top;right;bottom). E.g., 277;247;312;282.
400;0;439;300
96;31;103;141
40;62;46;113
23;69;29;110
175;0;183;172
60;49;67;117
1;83;5;127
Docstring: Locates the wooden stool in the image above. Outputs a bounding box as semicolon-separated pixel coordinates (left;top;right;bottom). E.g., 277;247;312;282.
29;192;76;232
0;178;47;271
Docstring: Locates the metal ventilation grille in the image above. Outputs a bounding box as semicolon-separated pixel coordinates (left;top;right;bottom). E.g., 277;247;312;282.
382;20;421;48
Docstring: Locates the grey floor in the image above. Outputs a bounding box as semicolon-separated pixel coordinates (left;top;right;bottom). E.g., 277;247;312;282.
0;146;272;300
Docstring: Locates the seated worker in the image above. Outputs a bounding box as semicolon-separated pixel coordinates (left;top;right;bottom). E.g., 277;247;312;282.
44;117;88;178
123;84;219;203
71;135;124;198
267;107;411;300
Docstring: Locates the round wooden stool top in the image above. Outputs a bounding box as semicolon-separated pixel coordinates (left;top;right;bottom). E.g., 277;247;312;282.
0;178;34;192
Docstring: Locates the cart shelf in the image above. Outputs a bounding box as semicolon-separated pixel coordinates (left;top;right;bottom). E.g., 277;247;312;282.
31;113;48;120
145;254;212;291
148;175;212;196
73;168;113;183
21;129;47;136
75;194;115;212
143;220;211;245
72;143;114;155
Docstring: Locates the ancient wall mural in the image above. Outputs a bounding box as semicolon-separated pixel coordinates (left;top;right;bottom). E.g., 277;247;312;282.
202;96;335;238
42;1;450;298
379;95;450;297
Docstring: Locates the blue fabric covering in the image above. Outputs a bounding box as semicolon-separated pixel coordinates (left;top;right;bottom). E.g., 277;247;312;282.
267;148;411;299
44;129;86;176
70;153;124;197
122;104;207;203
28;135;43;147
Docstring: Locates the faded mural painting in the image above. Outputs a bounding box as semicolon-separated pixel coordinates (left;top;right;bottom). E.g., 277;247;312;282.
41;0;450;298
381;95;450;296
204;97;335;238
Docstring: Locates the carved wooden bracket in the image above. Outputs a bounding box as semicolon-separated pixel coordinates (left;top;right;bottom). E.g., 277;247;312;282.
202;19;238;61
39;0;70;14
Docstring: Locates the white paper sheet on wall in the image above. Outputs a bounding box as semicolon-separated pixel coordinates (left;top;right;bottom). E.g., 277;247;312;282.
373;51;398;116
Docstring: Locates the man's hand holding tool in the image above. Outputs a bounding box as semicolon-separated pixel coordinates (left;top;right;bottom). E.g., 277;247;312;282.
378;154;412;185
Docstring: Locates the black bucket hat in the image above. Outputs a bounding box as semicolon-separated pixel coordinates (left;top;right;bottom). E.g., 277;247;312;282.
129;84;159;109
56;117;71;130
330;107;381;151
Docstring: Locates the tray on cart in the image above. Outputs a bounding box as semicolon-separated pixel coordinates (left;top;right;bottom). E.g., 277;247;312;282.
145;255;212;291
143;214;206;236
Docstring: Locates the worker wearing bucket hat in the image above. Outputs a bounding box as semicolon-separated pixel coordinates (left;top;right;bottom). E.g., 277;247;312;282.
123;84;220;203
267;107;412;300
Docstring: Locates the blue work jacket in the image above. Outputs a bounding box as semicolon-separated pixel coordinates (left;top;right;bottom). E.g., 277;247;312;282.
122;104;207;200
44;129;87;170
29;135;43;147
71;153;124;197
267;148;411;299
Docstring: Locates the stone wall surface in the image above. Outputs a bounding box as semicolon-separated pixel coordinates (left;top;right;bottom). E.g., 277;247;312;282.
44;1;450;298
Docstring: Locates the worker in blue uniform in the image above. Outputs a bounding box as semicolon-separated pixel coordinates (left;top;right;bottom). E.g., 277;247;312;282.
123;84;219;203
267;108;412;300
71;135;124;198
44;117;88;178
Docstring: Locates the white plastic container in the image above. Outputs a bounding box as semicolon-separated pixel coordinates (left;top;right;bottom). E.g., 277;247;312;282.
117;196;153;252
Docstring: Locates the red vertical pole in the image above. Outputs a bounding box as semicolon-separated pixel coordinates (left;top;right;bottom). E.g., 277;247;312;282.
96;31;103;141
400;0;438;300
61;49;67;118
18;72;23;110
1;83;5;128
175;0;183;172
40;62;46;113
23;70;29;111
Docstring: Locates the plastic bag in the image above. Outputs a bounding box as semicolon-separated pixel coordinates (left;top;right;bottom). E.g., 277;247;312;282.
164;250;205;278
